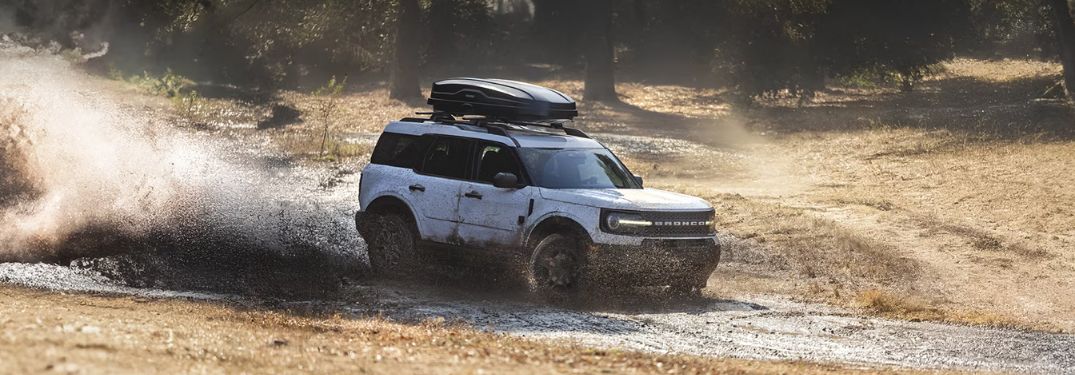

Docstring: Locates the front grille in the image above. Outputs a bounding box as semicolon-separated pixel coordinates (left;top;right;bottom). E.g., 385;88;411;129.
638;210;714;237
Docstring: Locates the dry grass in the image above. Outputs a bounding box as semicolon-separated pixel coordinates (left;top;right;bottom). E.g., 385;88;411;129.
854;289;1051;331
940;58;1061;83
283;87;427;135
916;215;1050;259
0;286;921;375
273;131;375;161
628;59;1075;332
665;190;920;303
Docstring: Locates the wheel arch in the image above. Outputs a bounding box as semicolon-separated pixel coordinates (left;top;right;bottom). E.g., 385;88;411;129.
524;214;592;249
362;194;424;237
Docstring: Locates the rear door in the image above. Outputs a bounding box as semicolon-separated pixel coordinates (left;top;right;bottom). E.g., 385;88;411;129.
411;136;474;245
457;141;534;248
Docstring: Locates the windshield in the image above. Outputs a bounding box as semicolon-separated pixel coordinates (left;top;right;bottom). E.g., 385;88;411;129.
518;148;641;189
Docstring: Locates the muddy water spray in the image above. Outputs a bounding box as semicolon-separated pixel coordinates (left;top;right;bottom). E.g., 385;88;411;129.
0;43;361;294
0;46;208;259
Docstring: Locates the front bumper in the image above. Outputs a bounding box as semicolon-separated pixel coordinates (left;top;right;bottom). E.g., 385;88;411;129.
585;237;721;287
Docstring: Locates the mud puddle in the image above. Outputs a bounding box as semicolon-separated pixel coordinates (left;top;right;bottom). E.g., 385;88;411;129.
332;282;1074;374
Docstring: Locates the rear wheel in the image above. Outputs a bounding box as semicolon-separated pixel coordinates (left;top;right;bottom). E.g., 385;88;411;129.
364;212;418;277
528;233;586;301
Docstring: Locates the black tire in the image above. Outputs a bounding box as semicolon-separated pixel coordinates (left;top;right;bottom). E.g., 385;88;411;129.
364;212;418;277
528;233;586;301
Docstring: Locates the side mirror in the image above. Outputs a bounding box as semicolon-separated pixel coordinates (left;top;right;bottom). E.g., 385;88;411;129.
493;172;520;189
633;175;644;187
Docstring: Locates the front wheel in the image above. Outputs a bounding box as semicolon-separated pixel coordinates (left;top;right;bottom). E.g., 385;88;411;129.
364;212;418;277
528;233;586;302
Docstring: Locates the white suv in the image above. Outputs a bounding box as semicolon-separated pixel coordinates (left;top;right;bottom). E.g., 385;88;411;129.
355;78;720;296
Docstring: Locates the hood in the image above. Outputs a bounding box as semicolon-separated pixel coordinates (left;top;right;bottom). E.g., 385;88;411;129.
539;188;712;211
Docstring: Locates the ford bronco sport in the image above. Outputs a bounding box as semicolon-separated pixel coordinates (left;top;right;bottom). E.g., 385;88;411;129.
356;78;720;296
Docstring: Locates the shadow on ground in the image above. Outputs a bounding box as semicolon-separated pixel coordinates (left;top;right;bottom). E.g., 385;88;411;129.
754;75;1075;139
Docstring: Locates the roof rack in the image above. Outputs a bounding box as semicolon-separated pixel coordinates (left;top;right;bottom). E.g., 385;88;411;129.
406;78;589;143
400;112;591;141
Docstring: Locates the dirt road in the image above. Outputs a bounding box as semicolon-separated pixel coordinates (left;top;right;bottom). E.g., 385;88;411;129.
2;259;1074;374
372;284;1075;373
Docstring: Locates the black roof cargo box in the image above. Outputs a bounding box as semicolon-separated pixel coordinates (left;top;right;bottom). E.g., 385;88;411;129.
428;78;578;120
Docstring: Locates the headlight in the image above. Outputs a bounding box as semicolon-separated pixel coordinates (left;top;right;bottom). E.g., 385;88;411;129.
601;210;652;234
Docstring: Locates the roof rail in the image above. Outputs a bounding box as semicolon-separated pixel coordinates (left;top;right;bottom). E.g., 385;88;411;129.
490;118;590;138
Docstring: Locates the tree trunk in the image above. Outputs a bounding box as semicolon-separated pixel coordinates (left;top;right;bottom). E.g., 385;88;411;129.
427;0;455;64
390;0;421;101
1050;0;1075;100
583;0;617;102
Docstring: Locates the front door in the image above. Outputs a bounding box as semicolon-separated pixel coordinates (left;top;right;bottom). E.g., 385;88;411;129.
457;141;533;248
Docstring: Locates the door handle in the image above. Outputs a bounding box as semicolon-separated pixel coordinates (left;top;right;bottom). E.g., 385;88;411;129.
464;191;483;200
408;184;425;192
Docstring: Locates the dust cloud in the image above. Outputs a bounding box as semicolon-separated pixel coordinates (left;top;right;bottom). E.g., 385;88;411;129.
0;41;360;294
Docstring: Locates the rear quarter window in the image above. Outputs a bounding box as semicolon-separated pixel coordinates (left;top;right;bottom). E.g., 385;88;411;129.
370;133;427;168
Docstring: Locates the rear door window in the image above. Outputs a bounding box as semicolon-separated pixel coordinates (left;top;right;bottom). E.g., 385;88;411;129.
370;133;428;168
418;137;473;179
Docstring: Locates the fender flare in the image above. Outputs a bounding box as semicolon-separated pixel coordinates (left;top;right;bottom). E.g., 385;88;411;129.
523;211;593;249
361;192;427;238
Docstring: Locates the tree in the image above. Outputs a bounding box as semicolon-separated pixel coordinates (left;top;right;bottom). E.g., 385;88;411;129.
390;0;421;101
716;0;829;99
1049;0;1075;99
582;0;617;102
426;0;493;66
815;0;972;92
618;1;725;81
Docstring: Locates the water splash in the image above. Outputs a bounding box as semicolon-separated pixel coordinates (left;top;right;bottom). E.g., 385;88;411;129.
0;42;362;295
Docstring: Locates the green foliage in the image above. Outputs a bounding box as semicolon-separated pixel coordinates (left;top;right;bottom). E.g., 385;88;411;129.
695;0;976;97
833;64;946;90
717;0;832;97
314;75;347;97
123;69;195;98
15;0;1061;100
229;1;396;86
815;0;972;92
171;89;202;124
965;0;1056;57
83;0;397;88
114;68;203;124
425;0;496;65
